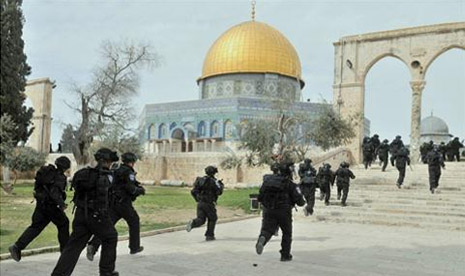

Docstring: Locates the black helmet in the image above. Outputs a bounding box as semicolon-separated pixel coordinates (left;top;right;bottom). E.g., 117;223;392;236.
340;161;349;168
94;148;119;162
396;135;401;139
205;166;218;176
304;158;312;164
373;134;379;138
279;162;294;176
122;152;138;163
270;163;279;173
323;163;331;169
55;156;71;171
383;139;389;143
429;140;434;145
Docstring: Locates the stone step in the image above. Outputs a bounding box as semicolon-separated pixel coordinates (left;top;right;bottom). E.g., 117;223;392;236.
308;208;465;228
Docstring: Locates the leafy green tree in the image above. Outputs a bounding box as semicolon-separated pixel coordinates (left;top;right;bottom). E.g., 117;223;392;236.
8;146;45;184
0;0;34;144
234;101;355;167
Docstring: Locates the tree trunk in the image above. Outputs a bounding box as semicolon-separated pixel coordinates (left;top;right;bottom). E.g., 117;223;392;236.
1;166;13;194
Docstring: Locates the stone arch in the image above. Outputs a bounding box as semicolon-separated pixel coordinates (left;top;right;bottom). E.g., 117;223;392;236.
333;22;465;163
424;45;465;75
169;122;177;130
171;128;185;140
361;53;411;84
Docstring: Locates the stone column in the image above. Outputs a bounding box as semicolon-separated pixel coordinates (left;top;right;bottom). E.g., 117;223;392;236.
410;80;426;164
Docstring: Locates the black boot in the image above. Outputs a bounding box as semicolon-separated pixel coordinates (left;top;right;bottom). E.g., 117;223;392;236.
9;244;21;262
255;236;266;255
86;243;96;261
130;246;144;255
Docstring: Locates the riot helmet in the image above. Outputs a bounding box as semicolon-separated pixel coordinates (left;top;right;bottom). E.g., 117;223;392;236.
205;166;218;176
122;152;138;164
55;156;71;171
94;148;119;162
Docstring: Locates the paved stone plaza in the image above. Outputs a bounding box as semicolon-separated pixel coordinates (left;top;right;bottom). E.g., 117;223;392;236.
1;214;464;276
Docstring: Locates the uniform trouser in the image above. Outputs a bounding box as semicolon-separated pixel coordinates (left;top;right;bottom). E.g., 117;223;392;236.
363;153;372;169
379;155;388;171
259;208;293;257
89;200;140;252
428;166;441;190
300;184;315;212
453;151;461;162
191;201;217;237
16;203;69;252
396;166;406;185
337;185;349;204
319;183;331;203
51;208;117;276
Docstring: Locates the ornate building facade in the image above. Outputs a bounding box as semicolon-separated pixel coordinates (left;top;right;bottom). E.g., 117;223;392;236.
139;20;326;154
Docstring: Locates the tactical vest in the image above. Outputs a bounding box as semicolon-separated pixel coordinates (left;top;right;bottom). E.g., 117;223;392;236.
261;175;291;209
71;166;112;212
195;176;222;203
33;165;58;204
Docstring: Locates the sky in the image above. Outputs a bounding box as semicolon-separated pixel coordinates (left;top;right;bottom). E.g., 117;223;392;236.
21;0;465;147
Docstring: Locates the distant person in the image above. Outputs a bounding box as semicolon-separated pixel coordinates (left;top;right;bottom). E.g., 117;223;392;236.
362;137;375;169
426;145;445;194
438;142;447;161
450;137;464;162
49;143;53;153
377;139;390;172
390;135;404;166
316;163;335;206
371;134;381;160
9;157;71;262
186;166;224;241
255;162;305;261
334;162;356;207
298;159;317;216
57;143;62;153
394;147;410;189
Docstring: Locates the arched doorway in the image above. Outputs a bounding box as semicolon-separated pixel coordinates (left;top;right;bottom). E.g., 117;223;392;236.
171;128;186;152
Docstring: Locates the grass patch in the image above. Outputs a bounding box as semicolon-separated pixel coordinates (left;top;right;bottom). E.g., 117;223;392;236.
0;183;257;254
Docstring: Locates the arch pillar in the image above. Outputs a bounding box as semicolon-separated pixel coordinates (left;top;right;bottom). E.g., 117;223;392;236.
410;80;426;164
334;82;365;162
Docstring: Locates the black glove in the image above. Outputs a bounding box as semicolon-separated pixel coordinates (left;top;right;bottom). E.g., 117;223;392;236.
135;186;145;196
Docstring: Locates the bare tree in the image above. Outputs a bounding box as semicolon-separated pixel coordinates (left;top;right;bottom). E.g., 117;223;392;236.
67;41;159;165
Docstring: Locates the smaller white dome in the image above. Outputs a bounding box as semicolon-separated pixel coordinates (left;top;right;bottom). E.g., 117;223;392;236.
420;115;450;135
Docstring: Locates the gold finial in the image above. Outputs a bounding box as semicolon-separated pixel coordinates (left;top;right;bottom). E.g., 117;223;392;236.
251;0;256;21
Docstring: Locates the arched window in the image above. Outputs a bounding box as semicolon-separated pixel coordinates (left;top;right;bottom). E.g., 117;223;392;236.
224;120;234;139
211;120;220;137
169;122;177;130
198;121;206;137
158;123;168;139
148;124;156;140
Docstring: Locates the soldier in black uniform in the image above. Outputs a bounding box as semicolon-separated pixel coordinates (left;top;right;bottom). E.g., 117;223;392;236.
334;162;356;207
450;137;464;161
420;142;429;164
186;166;224;241
377;139;390;172
362;138;375;169
426;146;445;194
316;163;335;206
255;162;305;261
86;152;145;261
371;134;381;161
298;159;317;216
9;157;71;262
51;148;119;276
438;142;448;161
390;135;404;166
394;147;410;189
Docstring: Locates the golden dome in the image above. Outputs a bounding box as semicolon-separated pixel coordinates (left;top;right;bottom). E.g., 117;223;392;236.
199;21;303;84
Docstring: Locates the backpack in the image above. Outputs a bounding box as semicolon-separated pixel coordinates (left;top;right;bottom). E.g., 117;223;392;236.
261;175;288;209
34;165;57;202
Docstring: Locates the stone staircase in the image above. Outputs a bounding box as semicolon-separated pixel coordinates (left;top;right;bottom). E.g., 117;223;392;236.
306;161;465;231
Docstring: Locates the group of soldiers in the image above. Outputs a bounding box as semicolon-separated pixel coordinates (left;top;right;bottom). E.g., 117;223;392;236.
9;148;146;276
420;137;464;163
363;134;463;193
8;135;462;271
